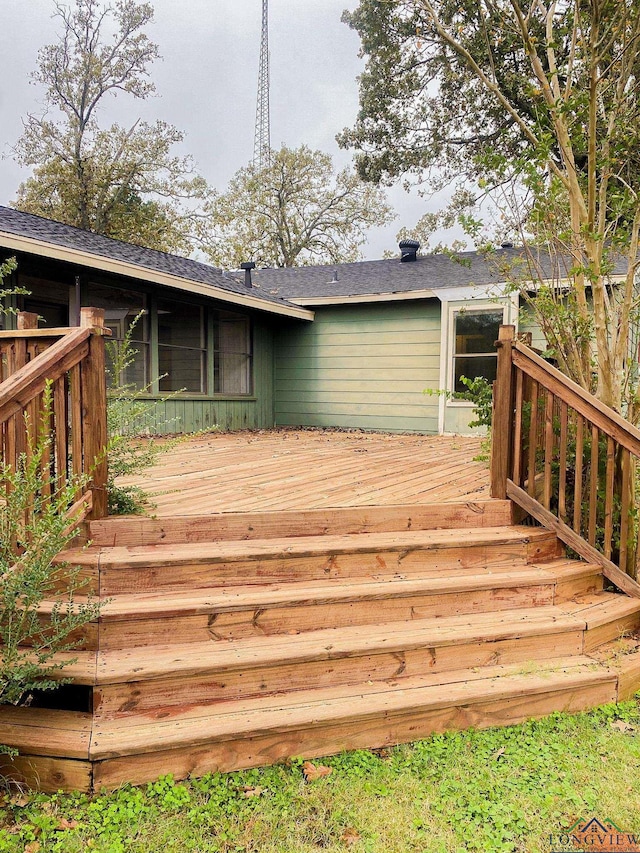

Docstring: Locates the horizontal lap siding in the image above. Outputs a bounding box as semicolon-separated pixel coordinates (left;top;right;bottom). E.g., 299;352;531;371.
274;302;441;434
128;320;275;434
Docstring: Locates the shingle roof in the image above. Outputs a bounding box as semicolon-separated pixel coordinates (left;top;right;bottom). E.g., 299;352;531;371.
253;246;630;301
0;206;303;314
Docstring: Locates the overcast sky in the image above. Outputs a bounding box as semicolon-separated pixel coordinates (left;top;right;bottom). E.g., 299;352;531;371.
0;0;437;260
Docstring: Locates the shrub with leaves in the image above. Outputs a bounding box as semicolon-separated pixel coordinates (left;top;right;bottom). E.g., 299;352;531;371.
0;387;100;709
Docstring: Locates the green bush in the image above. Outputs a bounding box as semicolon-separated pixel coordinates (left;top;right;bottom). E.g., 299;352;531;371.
0;385;100;710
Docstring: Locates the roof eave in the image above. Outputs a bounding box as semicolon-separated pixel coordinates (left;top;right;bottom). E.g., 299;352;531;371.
290;288;438;306
0;231;314;321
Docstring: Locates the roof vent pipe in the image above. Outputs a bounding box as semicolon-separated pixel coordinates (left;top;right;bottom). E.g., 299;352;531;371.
240;261;256;288
399;239;420;262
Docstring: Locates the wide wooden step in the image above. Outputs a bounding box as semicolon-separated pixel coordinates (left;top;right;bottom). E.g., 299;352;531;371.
587;633;640;700
89;659;617;788
60;525;562;594
559;593;640;650
86;500;513;547
37;558;601;650
1;655;615;792
47;592;638;717
5;592;639;791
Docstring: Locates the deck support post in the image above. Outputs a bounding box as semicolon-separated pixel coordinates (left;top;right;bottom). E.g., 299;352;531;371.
491;324;516;500
80;307;108;519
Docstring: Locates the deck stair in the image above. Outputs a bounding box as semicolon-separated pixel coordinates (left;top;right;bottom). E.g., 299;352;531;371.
2;499;640;792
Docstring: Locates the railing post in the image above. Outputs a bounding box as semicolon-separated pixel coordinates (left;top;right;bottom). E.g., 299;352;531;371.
491;324;516;499
80;308;108;518
13;313;39;459
16;312;39;331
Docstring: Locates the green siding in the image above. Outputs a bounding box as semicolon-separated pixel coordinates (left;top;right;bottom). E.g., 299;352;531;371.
129;319;275;434
274;302;441;433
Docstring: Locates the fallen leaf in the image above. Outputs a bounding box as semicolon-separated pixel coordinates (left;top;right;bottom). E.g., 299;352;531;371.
25;843;40;853
302;761;333;781
341;827;361;846
240;786;264;798
611;720;635;733
56;818;79;830
371;747;392;759
10;793;30;808
493;747;505;760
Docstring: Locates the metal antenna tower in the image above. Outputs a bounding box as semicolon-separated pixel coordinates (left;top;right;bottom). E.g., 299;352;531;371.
253;0;271;170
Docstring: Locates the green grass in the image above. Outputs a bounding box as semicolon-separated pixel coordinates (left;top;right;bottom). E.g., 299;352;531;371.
1;698;640;853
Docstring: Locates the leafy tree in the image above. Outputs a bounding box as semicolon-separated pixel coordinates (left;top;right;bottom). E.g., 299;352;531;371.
341;0;640;419
205;145;394;269
13;0;209;254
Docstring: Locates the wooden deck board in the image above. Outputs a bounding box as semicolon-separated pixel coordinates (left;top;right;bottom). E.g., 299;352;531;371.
122;431;489;517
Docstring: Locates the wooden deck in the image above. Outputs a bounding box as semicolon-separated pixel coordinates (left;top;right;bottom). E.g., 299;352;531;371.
125;430;490;516
4;431;640;794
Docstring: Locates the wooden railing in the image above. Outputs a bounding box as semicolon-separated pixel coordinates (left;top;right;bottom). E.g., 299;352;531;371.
491;324;640;598
0;307;109;521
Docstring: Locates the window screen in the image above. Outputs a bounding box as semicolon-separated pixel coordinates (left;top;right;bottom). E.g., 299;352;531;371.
215;314;252;395
158;299;206;393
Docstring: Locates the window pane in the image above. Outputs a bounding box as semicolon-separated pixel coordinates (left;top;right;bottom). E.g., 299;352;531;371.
159;346;205;393
85;283;148;388
158;299;205;393
454;355;497;393
106;341;149;388
23;299;68;328
455;311;503;354
85;283;147;342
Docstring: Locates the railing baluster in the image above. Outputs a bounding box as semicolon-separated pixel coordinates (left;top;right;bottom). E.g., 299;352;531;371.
53;375;68;494
574;414;584;536
512;368;524;486
527;380;539;497
69;363;83;498
619;447;631;574
558;401;568;522
40;390;52;503
603;436;615;560
588;424;599;547
543;388;554;510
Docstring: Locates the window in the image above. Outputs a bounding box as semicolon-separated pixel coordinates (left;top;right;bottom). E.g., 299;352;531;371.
452;309;504;394
214;312;252;395
158;299;206;393
84;282;149;388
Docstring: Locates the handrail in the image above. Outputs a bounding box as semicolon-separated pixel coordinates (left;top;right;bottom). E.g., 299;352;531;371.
491;324;640;598
0;308;109;520
0;327;91;424
512;342;640;457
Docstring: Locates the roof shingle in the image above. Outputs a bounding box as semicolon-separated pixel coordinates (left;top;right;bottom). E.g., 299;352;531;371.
0;206;300;312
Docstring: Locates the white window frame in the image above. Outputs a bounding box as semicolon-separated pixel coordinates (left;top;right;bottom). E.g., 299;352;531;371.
446;302;509;408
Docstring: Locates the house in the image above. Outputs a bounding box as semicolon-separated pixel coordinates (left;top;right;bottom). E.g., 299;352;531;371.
2;208;640;794
0;206;628;435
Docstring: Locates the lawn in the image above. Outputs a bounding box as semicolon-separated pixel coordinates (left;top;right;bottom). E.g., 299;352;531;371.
1;698;639;853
